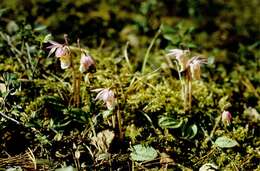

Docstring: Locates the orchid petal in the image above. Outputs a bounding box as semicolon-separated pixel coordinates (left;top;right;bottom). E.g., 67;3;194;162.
47;46;58;57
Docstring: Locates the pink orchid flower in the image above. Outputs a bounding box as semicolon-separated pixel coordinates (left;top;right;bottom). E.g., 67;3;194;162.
188;56;208;80
167;49;190;71
92;88;115;110
79;53;95;73
47;40;71;69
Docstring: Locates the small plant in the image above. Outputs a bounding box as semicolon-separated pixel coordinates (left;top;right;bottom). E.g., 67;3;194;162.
92;88;123;140
47;35;123;142
47;34;95;107
167;49;208;112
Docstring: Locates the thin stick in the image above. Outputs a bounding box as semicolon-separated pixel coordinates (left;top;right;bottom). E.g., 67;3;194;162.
0;111;20;125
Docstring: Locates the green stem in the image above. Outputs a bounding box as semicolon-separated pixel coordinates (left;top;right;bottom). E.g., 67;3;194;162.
67;47;80;107
124;42;132;72
69;46;88;54
188;75;192;111
184;79;188;111
75;75;81;107
66;46;83;107
141;28;161;73
175;61;185;104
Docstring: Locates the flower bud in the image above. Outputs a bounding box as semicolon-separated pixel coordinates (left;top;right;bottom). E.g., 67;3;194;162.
79;53;95;73
222;110;232;126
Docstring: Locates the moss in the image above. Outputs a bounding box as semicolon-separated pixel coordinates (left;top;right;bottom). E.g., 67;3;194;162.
0;1;259;170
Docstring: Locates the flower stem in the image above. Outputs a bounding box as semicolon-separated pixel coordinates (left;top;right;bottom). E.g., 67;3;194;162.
115;87;123;141
117;107;123;141
75;75;81;107
66;47;80;107
69;46;88;54
175;61;185;106
184;68;192;112
184;78;188;111
63;35;79;107
188;75;192;111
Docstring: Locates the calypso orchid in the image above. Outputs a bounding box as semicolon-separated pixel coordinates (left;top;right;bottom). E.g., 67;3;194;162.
167;48;208;111
188;56;208;80
47;40;71;69
92;88;116;110
167;49;190;71
79;53;95;73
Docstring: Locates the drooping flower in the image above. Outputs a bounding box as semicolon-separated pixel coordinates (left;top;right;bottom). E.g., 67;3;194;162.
59;54;71;69
47;40;71;69
92;88;115;109
79;53;95;73
222;110;232;126
188;56;208;80
167;49;190;71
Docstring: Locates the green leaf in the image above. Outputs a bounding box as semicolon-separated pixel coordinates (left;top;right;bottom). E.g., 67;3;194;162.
34;25;47;32
130;144;157;161
158;116;183;129
162;34;181;44
161;25;177;34
207;56;215;65
0;8;8;17
102;109;113;118
218;96;231;111
187;43;197;48
182;124;198;139
215;136;239;148
43;34;52;43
